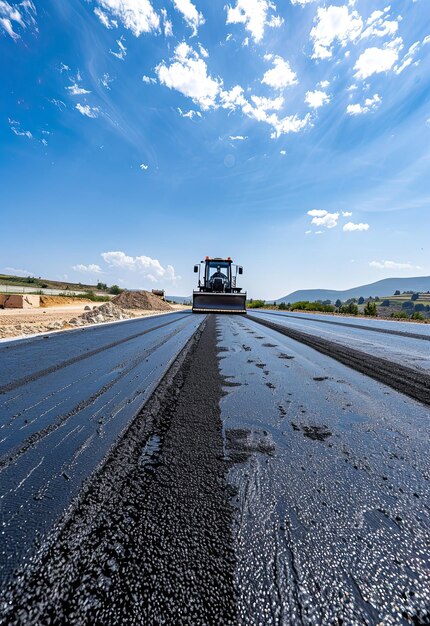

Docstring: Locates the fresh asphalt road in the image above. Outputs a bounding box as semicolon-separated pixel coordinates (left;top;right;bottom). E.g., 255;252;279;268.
249;309;430;372
218;314;430;624
0;311;202;583
0;311;429;625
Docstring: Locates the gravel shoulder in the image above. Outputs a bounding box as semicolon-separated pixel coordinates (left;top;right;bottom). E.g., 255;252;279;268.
0;302;189;340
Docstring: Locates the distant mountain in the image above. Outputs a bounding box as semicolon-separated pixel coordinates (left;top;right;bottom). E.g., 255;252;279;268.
277;276;430;304
166;295;192;304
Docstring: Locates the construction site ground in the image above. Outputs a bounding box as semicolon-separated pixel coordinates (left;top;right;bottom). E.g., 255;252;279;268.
0;296;189;340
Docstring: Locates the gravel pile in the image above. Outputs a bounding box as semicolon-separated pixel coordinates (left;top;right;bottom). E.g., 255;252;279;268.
113;290;172;311
69;302;130;327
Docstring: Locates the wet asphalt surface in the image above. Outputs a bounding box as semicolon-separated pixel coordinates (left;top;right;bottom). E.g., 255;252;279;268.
249;310;430;372
0;312;202;584
1;312;430;624
218;315;430;625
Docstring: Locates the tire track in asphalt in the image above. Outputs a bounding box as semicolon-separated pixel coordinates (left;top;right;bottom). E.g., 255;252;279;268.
1;316;237;625
0;319;191;471
248;314;430;407
254;310;430;341
0;314;187;394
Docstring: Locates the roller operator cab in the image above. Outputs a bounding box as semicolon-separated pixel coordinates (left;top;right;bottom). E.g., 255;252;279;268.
192;257;247;314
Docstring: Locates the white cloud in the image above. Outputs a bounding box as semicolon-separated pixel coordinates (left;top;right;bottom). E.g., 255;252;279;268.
347;93;381;115
265;112;310;138
198;42;208;58
94;7;117;29
291;0;316;4
110;36;127;60
305;230;312;234
226;0;283;43
75;103;100;118
305;89;330;109
49;98;66;110
318;80;329;88
369;260;422;270
343;221;369;231
394;40;422;74
354;40;402;79
95;0;159;36
140;163;149;170
311;5;363;60
9;118;32;138
177;107;202;118
101;251;178;282
157;45;310;138
307;209;339;228
72;263;102;273
250;94;284;111
229;135;247;140
280;149;286;155
156;42;221;110
4;266;34;276
172;0;204;36
100;72;114;89
342;211;352;217
67;83;91;95
361;8;399;40
0;0;36;40
142;75;156;84
261;55;298;90
160;8;173;36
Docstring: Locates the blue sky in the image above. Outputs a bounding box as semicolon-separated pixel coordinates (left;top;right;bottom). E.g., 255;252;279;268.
1;0;429;299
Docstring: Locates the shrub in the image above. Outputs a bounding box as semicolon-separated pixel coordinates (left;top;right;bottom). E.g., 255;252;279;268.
402;301;414;309
335;299;342;308
381;299;390;307
339;303;358;315
109;285;123;295
278;302;287;310
364;301;378;316
394;290;400;295
411;312;424;320
411;293;419;301
392;311;408;319
358;296;365;305
414;303;425;312
291;301;335;313
248;299;265;308
97;282;108;291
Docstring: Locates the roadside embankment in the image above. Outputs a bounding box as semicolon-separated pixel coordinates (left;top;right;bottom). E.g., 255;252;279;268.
0;291;187;340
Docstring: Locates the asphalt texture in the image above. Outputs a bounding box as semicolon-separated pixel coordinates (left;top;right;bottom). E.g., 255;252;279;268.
0;312;202;584
250;310;430;372
1;311;430;625
218;315;430;625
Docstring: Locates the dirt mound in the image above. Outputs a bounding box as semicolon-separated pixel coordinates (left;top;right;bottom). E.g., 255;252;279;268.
40;296;91;307
69;302;131;327
112;290;172;311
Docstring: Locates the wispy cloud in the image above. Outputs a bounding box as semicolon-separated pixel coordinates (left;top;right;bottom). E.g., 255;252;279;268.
101;251;179;283
72;263;102;273
4;266;34;276
369;260;421;270
172;0;204;36
76;103;100;118
110;36;127;60
8;118;32;138
0;0;36;40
